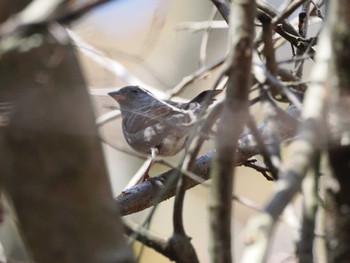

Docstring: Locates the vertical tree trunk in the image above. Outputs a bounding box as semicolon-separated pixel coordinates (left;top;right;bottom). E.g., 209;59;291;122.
326;1;350;262
0;25;134;263
209;1;255;262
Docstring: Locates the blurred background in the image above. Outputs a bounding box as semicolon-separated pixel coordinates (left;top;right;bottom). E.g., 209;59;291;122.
0;0;322;262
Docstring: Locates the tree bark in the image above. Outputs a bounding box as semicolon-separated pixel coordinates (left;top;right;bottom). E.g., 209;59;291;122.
209;1;255;262
326;1;350;262
0;25;134;263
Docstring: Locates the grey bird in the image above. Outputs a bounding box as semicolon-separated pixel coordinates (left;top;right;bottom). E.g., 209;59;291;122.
108;85;219;157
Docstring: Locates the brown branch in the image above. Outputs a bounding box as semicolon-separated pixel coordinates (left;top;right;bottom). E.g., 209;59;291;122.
169;174;201;263
294;1;311;78
125;216;203;263
171;175;186;236
256;0;316;59
123;220;172;259
257;11;281;100
162;81;226;263
246;114;278;180
265;70;302;108
243;159;273;181
171;103;223;237
258;12;277;75
209;0;255;262
212;0;316;61
255;12;283;179
274;24;316;59
116;151;213;216
117;150;242;216
271;0;309;28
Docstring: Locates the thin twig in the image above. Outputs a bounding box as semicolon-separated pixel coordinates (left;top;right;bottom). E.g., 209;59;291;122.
169;76;226;263
170;56;225;97
123;219;171;259
246;114;279;180
310;0;324;19
243;159;273;181
255;13;284;177
176;20;227;32
67;30;154;93
172;102;223;236
211;0;230;24
255;0;316;59
265;71;303;109
199;8;218;67
294;1;311;78
271;0;309;28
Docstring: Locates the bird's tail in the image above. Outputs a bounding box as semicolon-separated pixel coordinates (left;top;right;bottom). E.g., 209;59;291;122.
189;89;222;106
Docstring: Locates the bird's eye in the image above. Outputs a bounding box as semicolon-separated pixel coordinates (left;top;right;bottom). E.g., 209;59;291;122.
131;88;139;94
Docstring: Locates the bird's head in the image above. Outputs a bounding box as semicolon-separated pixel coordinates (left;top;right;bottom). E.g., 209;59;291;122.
108;86;154;112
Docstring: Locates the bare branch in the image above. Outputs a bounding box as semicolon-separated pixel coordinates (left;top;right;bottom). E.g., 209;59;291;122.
296;154;320;263
209;0;255;262
246;115;278;180
294;1;311;78
123;219;171;259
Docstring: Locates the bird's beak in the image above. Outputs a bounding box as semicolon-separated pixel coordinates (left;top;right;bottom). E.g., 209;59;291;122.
108;91;126;101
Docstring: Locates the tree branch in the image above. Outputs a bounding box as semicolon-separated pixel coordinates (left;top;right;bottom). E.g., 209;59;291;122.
209;0;255;262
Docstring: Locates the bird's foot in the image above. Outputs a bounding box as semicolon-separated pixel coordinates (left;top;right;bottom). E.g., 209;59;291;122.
140;172;150;183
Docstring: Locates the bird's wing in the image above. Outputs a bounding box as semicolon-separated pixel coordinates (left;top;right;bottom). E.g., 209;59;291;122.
124;101;188;134
165;90;222;111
